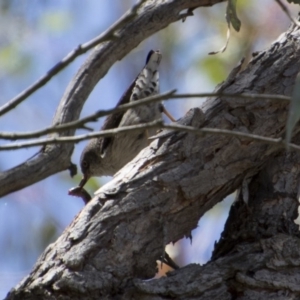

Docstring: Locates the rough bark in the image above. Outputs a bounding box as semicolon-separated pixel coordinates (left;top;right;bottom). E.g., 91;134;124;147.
129;139;300;300
5;14;300;300
0;0;224;197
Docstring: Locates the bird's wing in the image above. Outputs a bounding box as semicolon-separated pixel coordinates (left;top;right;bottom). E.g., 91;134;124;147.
98;79;136;156
99;50;160;156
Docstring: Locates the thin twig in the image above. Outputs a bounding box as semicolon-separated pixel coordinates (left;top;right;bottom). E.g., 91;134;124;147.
0;91;290;140
0;120;164;150
163;123;288;148
171;92;290;101
0;0;147;117
0;90;176;140
274;0;300;27
0;120;299;152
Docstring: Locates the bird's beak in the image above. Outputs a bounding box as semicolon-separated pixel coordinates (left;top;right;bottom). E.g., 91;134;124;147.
79;174;89;189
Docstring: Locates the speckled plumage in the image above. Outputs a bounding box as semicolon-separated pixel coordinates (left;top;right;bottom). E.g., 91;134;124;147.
79;50;162;186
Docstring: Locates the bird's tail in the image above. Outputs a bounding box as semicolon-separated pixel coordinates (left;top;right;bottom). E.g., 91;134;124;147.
130;50;161;101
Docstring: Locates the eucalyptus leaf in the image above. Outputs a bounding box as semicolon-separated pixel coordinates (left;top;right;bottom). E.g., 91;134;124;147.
226;0;241;32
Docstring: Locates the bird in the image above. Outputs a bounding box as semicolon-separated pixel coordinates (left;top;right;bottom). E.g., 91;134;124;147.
68;51;179;270
77;50;174;189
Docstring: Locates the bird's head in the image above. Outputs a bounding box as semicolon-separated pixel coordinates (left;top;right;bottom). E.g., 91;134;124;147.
79;141;103;189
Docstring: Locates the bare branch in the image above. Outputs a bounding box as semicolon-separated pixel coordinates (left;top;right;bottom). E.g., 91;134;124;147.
0;91;290;140
274;0;300;27
163;123;292;149
0;119;297;154
0;90;176;140
0;0;147;117
0;0;222;198
176;92;290;102
0;120;163;150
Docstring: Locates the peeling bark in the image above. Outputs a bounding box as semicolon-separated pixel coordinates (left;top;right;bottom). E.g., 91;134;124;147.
130;141;300;299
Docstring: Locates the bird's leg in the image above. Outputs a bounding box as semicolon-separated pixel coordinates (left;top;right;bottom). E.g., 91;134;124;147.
159;251;180;270
161;104;176;122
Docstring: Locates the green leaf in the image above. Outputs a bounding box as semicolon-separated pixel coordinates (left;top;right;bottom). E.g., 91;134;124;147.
200;56;227;83
286;72;300;144
226;0;241;32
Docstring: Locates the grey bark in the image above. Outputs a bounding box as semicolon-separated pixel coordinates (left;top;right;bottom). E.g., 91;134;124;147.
0;0;224;197
130;142;300;300
5;19;300;300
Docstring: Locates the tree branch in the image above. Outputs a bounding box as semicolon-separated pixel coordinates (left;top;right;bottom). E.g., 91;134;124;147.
0;0;223;197
0;120;163;150
0;91;289;140
0;118;298;152
129;136;300;299
0;91;176;140
274;0;300;27
0;0;148;117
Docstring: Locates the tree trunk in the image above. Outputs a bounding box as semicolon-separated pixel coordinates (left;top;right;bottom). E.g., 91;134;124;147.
5;13;300;300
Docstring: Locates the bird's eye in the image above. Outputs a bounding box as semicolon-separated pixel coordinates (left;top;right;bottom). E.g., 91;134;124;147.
82;160;89;169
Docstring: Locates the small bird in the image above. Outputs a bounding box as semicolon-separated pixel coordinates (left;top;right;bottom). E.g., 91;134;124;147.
78;50;174;189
